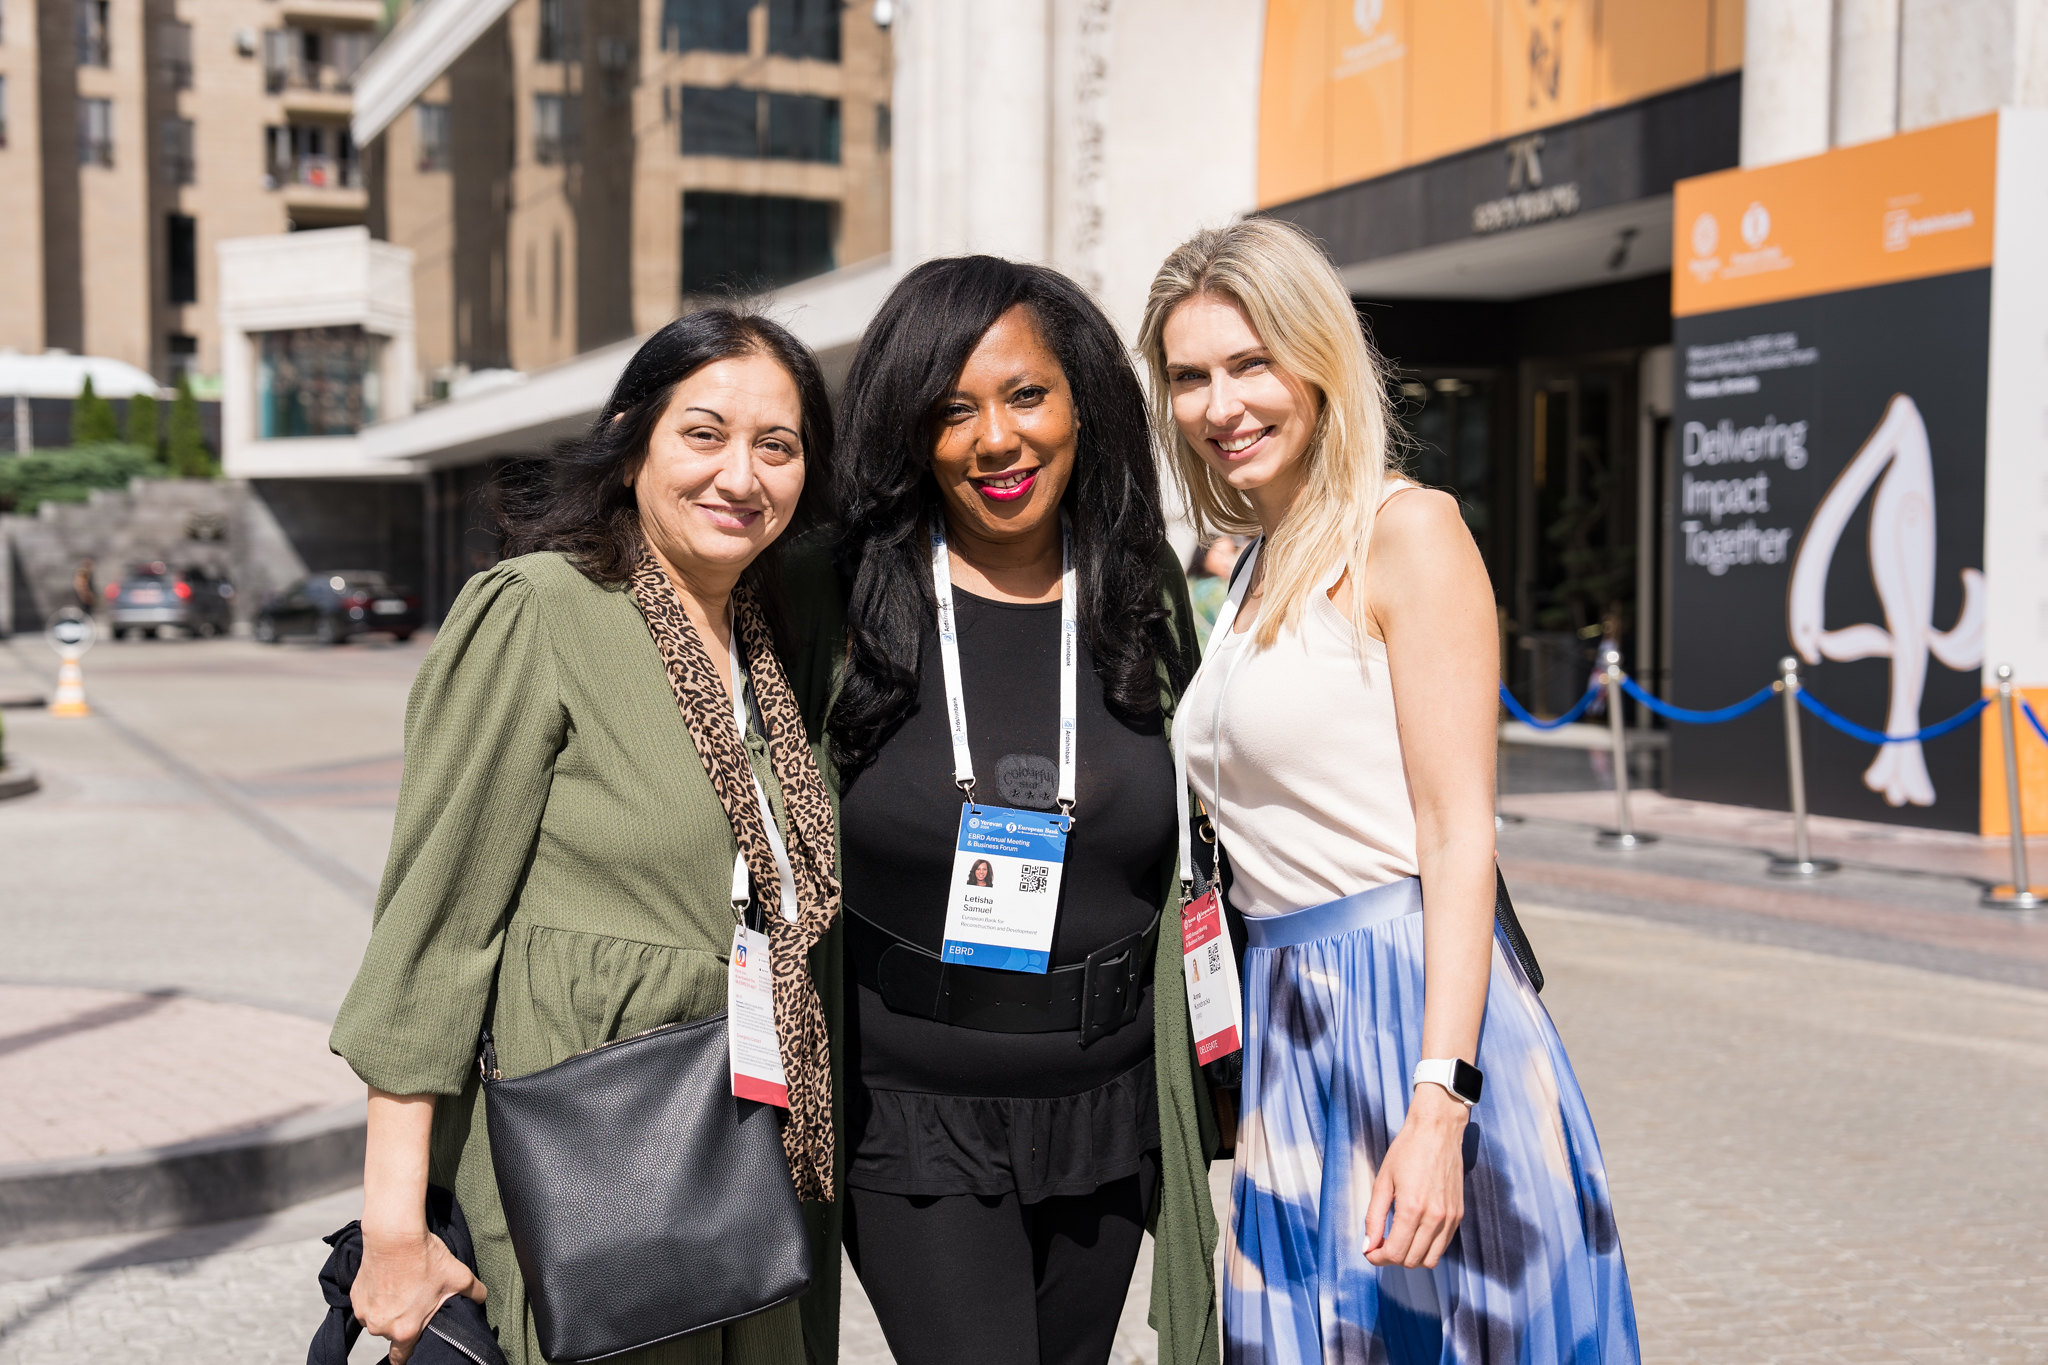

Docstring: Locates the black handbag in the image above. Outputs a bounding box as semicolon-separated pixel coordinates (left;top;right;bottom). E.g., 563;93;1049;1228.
478;1011;812;1363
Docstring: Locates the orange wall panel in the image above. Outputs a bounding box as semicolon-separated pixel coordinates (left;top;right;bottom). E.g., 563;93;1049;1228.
1258;0;1334;207
1409;0;1499;165
1498;0;1595;136
1710;0;1746;73
1598;0;1712;108
1980;688;2048;838
1328;0;1409;185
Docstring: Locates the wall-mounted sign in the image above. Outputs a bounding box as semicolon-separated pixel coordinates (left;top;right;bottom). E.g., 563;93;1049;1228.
1471;133;1582;233
1664;113;2048;835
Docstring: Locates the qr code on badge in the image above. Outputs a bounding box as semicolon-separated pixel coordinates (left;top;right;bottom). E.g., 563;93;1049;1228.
1018;863;1050;893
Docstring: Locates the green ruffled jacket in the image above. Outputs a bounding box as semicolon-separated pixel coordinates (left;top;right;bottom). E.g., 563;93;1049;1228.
330;545;1222;1365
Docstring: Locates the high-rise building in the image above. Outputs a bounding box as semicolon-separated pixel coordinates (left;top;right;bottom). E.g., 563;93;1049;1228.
0;0;380;387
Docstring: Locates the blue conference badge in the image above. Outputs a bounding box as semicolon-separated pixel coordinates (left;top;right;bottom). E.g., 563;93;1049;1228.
940;804;1069;974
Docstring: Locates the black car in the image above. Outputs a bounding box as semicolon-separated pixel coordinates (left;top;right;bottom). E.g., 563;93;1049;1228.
255;572;422;645
107;563;236;639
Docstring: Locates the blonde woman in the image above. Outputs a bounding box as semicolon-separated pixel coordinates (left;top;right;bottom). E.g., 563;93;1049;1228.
1140;219;1638;1364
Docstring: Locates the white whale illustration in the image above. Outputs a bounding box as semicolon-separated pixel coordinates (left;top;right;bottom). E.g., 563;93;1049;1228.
1786;394;1985;807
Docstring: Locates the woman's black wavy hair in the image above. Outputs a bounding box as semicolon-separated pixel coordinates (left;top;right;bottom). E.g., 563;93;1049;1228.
497;308;834;619
829;255;1188;778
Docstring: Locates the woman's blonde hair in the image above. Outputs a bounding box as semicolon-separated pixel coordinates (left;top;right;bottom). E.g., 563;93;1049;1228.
1136;217;1399;649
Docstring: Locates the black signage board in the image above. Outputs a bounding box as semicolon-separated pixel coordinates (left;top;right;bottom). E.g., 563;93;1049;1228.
1667;269;1989;831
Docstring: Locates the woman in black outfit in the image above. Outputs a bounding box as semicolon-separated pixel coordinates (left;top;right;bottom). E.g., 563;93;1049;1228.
820;257;1209;1365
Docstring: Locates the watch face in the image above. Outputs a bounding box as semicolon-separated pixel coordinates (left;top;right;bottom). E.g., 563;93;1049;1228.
1453;1059;1484;1104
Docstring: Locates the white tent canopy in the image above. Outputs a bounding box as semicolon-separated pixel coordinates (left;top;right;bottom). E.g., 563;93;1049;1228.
0;352;164;399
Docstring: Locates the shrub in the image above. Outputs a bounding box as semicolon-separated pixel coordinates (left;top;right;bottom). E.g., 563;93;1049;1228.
72;378;121;445
125;390;162;459
166;374;215;477
0;443;159;515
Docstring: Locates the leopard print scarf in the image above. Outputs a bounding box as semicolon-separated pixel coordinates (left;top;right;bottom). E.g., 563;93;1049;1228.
628;551;841;1202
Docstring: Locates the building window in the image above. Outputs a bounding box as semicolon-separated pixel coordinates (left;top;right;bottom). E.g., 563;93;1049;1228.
538;0;581;62
161;117;195;186
876;102;891;152
533;93;580;165
682;192;834;296
765;93;839;162
167;335;199;384
159;22;193;89
680;86;756;158
0;77;8;151
266;123;360;189
167;215;197;304
78;97;113;166
416;103;450;172
75;0;109;66
255;326;383;438
680;89;838;164
328;30;372;87
661;0;747;53
767;0;840;62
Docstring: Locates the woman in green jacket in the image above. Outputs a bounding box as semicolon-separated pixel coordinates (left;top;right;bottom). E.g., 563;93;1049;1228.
783;256;1223;1365
330;310;848;1365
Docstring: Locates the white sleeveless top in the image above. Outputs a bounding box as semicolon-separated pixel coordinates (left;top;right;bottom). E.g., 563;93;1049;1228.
1179;493;1420;918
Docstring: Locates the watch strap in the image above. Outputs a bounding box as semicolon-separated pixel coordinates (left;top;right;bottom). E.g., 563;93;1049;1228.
1412;1057;1483;1106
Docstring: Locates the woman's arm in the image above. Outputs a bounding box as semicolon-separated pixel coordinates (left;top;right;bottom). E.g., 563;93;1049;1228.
1352;488;1500;1269
351;1091;485;1365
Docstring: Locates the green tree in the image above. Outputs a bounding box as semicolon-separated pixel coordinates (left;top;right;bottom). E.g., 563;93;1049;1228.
165;374;215;477
71;377;120;445
125;389;161;459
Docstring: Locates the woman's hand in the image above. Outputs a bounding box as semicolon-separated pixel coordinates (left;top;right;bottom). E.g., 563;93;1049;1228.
1361;1083;1469;1269
352;1226;486;1365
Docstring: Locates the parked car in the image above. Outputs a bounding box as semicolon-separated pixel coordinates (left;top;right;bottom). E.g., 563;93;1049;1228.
255;572;422;645
106;563;235;639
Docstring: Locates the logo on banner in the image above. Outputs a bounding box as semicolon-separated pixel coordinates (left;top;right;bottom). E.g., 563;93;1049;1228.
1335;0;1401;76
1787;394;1986;808
1740;202;1771;248
1691;213;1719;258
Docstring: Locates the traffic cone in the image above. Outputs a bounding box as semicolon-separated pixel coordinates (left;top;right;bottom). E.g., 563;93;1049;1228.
49;658;90;718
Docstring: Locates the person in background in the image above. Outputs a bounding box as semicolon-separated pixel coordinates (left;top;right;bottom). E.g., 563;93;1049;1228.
73;558;98;614
1142;217;1639;1364
1186;534;1244;649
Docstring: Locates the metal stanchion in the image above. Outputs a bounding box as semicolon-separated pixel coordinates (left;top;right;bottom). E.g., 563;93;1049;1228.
1494;738;1522;830
1768;656;1839;877
1595;648;1655;850
1982;663;2044;909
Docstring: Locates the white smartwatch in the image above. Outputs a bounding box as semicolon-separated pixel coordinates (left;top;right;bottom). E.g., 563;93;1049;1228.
1413;1058;1483;1106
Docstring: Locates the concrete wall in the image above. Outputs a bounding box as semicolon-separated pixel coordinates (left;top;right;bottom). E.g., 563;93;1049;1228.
1745;0;2048;165
0;0;47;355
0;475;423;635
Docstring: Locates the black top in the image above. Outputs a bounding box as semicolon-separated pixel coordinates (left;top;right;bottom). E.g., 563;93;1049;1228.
840;586;1175;1201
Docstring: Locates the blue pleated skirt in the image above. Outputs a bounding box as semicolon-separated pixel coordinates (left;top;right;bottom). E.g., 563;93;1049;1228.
1226;877;1640;1365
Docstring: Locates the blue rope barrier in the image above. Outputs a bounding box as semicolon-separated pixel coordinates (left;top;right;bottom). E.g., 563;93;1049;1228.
1498;681;1601;730
2023;698;2048;748
1795;689;1988;745
1618;675;1776;725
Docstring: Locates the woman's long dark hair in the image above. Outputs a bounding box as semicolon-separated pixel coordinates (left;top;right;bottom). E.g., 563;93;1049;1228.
829;256;1186;778
498;308;835;614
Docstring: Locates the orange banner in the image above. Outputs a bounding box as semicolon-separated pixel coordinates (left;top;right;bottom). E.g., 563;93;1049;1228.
1672;114;1998;317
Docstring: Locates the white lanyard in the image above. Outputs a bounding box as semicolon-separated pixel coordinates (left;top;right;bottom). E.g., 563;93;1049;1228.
726;624;800;924
930;518;1079;816
1172;538;1263;893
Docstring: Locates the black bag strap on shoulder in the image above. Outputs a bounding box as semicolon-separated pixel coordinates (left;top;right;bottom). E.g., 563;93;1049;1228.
1493;866;1543;993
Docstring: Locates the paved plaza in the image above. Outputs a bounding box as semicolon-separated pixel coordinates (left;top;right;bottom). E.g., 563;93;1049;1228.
1;633;2045;1363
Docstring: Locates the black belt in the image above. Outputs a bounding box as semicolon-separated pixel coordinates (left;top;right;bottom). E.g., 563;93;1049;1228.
846;910;1159;1047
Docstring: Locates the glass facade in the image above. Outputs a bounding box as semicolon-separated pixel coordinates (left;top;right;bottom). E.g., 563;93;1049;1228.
256;326;384;438
681;192;834;295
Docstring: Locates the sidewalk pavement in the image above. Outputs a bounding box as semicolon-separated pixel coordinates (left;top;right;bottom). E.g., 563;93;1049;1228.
2;632;2045;1362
